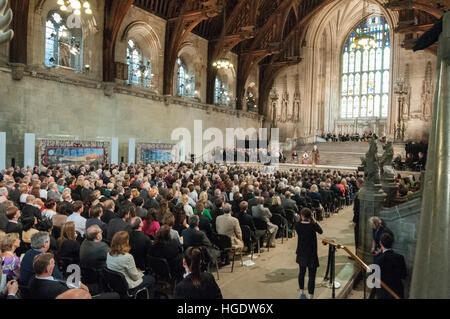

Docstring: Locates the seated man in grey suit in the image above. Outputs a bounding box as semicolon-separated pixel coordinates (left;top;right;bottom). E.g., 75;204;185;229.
251;197;278;248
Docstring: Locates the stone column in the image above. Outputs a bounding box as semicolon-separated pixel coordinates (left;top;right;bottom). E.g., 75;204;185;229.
409;12;450;299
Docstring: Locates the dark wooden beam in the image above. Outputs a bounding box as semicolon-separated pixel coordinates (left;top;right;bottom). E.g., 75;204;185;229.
9;0;30;64
163;0;221;96
103;0;134;82
384;1;445;18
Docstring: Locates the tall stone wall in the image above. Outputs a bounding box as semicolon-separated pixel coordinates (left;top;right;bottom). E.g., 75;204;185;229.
0;68;262;167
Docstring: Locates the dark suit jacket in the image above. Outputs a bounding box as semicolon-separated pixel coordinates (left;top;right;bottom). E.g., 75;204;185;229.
86;218;107;234
5;221;23;235
129;231;152;270
7;187;20;205
375;250;407;299
247;196;258;213
144;198;159;210
135;206;148;219
148;239;184;281
0;204;8;231
81;188;93;203
19;249;63;286
282;198;299;213
21;204;42;221
106;218;132;242
173;272;222;299
80;239;109;269
29;277;69;299
182;227;212;250
101;210;118;224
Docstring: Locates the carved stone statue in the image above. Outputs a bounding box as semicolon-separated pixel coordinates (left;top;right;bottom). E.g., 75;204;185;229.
380;141;395;178
362;139;380;186
422;61;433;118
0;0;14;45
281;100;287;122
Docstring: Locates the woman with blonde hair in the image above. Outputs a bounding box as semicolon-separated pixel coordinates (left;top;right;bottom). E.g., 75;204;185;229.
1;233;21;280
107;231;155;297
269;195;285;217
180;194;193;217
19;184;29;205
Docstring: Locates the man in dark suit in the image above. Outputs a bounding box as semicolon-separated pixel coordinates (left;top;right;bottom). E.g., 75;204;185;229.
80;225;109;269
106;205;132;243
21;195;42;221
81;180;93;203
375;232;407;299
129;217;152;270
28;253;70;299
282;191;299;213
133;197;148;219
6;181;20;205
19;232;64;286
182;215;213;250
109;190;121;213
5;205;23;235
236;201;265;253
101;200;117;224
86;205;107;235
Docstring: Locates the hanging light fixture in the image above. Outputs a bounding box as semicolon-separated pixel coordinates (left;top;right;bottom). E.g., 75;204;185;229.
213;58;233;69
57;0;93;15
212;0;233;70
350;0;377;50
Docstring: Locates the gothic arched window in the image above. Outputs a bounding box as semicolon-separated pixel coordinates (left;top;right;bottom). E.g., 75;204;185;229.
177;58;195;97
127;40;152;88
341;15;391;119
45;11;82;72
214;77;229;106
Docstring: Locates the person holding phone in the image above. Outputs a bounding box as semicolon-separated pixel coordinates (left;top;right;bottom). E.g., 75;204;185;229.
295;208;323;299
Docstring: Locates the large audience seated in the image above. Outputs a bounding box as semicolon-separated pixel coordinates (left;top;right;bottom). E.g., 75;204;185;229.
0;162;411;299
321;131;382;142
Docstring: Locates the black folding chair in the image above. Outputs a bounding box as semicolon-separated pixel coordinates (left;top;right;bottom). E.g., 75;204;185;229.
103;268;149;299
215;234;243;272
253;217;271;251
197;246;220;280
81;266;107;295
270;214;287;244
284;209;296;238
146;256;175;292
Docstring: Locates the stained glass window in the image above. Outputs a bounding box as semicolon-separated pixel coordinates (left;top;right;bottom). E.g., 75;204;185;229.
215;78;229;106
45;11;82;72
127;40;152;88
341;98;347;118
347;97;353;118
177;58;195;97
341;15;391;119
355;74;360;95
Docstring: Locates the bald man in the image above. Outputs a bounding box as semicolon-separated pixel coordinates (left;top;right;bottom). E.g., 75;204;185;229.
56;289;92;299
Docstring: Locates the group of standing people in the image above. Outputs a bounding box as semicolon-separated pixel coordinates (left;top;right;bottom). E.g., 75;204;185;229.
291;145;320;167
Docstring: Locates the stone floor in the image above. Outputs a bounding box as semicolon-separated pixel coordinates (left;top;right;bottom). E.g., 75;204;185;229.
216;205;359;299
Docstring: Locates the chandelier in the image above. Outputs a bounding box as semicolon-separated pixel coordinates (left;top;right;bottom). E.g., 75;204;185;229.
57;0;92;15
213;58;233;70
350;0;376;50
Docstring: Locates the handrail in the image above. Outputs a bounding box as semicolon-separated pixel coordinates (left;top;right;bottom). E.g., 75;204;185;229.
322;239;401;299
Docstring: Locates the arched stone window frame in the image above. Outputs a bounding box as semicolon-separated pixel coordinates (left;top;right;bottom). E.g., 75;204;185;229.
121;20;162;90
